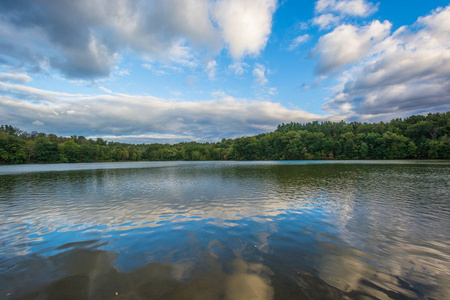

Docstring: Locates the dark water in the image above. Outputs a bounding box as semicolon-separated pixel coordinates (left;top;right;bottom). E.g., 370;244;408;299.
0;161;449;300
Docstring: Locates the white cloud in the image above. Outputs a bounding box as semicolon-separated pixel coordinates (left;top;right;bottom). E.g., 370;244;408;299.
32;120;45;126
253;64;268;85
0;73;32;84
107;0;221;63
206;60;218;80
87;133;196;143
312;14;342;30
0;81;83;103
213;0;278;59
0;0;278;79
314;20;392;74
288;34;311;51
142;63;169;76
417;5;450;36
142;63;153;70
170;90;183;97
115;69;130;77
315;0;378;17
229;62;249;76
312;0;378;31
0;81;330;142
166;41;199;68
296;22;309;31
98;86;113;94
211;90;227;98
322;5;450;118
268;87;278;95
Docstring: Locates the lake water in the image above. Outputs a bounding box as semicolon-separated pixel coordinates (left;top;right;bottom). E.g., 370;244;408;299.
0;161;449;299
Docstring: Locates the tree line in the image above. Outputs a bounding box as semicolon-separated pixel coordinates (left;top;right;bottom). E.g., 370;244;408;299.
1;112;449;164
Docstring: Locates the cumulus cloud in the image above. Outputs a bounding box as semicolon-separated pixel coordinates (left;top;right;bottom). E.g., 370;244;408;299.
314;20;391;74
213;0;278;59
288;34;311;51
0;81;329;143
0;0;278;79
321;5;450;118
0;0;122;78
315;0;378;17
253;64;268;85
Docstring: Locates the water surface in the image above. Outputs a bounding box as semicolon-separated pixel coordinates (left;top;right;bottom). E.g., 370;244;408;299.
1;161;449;299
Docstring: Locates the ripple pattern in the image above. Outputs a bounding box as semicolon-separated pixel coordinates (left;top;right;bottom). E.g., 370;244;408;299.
0;161;449;299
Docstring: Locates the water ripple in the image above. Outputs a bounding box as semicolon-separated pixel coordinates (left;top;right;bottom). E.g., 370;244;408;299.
0;161;449;299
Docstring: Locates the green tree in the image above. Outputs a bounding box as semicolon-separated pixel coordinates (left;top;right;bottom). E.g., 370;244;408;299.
60;140;80;162
24;140;36;162
35;138;59;162
0;133;26;164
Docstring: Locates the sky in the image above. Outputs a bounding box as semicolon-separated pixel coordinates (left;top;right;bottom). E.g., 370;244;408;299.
0;0;449;143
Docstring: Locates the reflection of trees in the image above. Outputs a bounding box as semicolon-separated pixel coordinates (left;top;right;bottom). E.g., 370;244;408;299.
314;164;450;300
1;162;449;299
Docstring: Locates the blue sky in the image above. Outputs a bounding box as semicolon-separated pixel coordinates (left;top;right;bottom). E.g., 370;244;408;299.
0;0;449;143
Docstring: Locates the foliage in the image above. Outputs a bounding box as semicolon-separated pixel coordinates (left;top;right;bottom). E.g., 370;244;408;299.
1;112;449;164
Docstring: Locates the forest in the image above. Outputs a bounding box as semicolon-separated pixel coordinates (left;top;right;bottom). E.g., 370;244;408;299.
1;112;449;164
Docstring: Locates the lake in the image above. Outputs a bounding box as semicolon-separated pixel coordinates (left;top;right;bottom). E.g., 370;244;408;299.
0;161;449;299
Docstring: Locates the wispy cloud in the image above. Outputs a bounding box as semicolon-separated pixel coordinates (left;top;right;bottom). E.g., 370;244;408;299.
98;86;113;94
0;73;32;84
0;80;330;142
315;0;378;17
288;34;311;51
206;60;218;80
268;87;278;95
229;62;249;76
312;14;342;30
312;0;378;31
253;64;268;85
